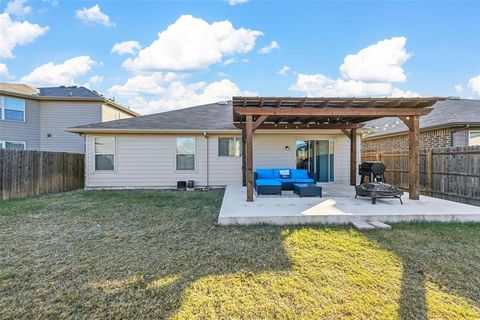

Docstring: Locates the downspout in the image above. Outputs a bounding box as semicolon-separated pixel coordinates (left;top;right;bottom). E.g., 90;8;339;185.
450;125;469;146
203;131;210;190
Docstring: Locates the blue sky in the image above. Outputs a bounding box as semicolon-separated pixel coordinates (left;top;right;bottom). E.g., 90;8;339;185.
1;0;479;115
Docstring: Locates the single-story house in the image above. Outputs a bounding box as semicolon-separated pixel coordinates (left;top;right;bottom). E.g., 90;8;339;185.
68;97;443;201
362;98;480;152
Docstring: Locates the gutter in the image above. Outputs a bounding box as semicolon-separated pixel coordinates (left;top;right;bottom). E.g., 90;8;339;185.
66;128;242;134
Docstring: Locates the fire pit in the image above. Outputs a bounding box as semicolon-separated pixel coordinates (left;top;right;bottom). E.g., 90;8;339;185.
355;182;404;204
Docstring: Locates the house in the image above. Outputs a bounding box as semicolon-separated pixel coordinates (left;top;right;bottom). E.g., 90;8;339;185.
0;83;139;153
68;97;442;201
362;98;480;152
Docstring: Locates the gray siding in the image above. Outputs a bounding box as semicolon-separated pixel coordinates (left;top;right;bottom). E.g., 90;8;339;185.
40;101;102;153
84;131;358;188
452;130;468;146
0;98;41;149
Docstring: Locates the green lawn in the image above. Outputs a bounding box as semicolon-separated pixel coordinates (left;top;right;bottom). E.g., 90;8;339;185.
1;190;479;319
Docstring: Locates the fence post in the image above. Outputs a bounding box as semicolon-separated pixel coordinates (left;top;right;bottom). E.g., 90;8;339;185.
425;150;432;196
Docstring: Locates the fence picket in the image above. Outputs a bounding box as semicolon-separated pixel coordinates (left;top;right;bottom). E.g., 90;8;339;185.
0;150;84;201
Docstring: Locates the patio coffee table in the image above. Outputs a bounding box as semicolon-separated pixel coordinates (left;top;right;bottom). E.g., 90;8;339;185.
293;183;322;197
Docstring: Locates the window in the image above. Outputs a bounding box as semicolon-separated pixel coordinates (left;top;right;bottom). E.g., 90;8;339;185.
94;137;115;171
218;137;242;157
1;97;25;121
0;141;26;150
469;131;480;146
176;137;195;170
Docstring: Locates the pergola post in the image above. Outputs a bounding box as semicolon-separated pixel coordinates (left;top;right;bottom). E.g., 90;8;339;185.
408;116;420;199
350;128;357;185
245;115;254;202
241;128;246;187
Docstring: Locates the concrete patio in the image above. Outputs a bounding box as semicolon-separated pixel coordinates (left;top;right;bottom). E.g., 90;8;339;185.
218;184;480;225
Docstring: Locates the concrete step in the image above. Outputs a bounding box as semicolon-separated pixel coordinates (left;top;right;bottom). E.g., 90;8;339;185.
369;220;392;229
351;221;375;230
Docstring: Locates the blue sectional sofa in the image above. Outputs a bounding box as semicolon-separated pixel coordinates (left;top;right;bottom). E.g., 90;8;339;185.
254;168;315;195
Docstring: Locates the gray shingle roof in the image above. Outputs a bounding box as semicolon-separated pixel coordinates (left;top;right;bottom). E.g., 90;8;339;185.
38;86;102;98
70;101;237;131
364;98;480;138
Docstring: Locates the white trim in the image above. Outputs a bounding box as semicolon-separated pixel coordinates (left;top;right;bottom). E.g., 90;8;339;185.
218;136;242;157
0;140;26;150
93;136;116;172
0;96;26;122
175;136;197;172
468;130;480;146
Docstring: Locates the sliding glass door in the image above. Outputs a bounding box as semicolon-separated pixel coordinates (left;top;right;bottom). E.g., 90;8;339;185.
296;140;334;182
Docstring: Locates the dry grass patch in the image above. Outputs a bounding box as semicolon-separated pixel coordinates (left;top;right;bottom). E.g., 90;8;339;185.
1;190;479;319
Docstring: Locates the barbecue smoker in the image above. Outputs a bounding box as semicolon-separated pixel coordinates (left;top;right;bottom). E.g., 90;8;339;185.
359;162;386;184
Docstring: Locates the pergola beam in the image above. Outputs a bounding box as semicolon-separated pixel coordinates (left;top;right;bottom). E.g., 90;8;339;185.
234;107;433;117
235;123;364;130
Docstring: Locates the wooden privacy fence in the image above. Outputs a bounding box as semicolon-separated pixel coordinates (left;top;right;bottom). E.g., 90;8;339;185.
0;149;84;201
362;146;480;206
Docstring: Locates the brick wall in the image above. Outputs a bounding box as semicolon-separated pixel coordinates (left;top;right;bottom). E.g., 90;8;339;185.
363;128;452;152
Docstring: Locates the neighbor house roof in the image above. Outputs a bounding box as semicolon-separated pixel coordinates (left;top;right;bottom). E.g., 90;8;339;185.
364;98;480;139
0;83;139;117
38;86;102;98
68;101;237;133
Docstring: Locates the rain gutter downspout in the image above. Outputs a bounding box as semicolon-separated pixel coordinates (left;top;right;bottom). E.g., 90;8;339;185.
204;131;210;189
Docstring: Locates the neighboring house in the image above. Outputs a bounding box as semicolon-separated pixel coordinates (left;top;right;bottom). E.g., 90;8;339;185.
68;101;362;189
0;83;139;153
362;98;480;152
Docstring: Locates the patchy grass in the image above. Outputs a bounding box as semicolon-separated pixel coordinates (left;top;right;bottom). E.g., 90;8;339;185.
1;190;479;319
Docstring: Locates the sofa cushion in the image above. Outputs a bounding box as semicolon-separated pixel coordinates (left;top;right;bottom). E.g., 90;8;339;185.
277;178;296;183
291;169;309;179
294;178;315;184
256;169;274;179
255;179;281;186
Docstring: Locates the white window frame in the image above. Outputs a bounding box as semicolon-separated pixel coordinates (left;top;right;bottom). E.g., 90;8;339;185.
0;140;26;150
93;136;116;172
1;96;26;122
175;137;196;171
218;137;242;157
468;130;480;146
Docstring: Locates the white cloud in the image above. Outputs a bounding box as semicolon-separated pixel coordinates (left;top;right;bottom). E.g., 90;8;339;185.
241;58;250;63
83;75;103;88
21;56;95;86
259;41;279;54
112;78;256;114
277;65;291;76
339;36;411;83
468;75;480;94
223;57;237;66
111;41;141;55
227;0;248;5
108;72;181;98
75;4;115;27
290;73;418;97
0;12;49;59
454;84;463;94
0;63;11;80
5;0;31;17
290;36;420;97
123;15;262;71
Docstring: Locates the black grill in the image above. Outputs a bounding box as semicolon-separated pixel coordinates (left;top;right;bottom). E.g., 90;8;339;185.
359;162;385;184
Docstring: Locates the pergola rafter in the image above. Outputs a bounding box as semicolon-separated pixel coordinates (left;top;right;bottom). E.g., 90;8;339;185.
233;96;446;202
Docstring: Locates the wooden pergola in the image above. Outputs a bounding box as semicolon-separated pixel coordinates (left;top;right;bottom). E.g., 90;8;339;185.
232;96;446;202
